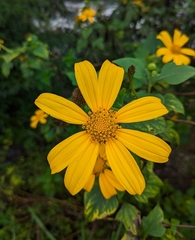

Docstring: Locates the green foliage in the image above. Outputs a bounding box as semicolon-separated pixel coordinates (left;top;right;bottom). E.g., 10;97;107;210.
142;205;166;238
1;0;195;239
84;180;119;222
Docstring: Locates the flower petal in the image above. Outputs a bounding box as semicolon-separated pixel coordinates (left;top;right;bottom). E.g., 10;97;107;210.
104;169;125;191
180;48;195;57
157;31;173;48
116;96;168;123
99;172;117;199
48;132;92;174
75;60;99;112
117;129;171;163
173;29;189;47
98;60;124;110
83;174;95;192
156;47;172;56
105;139;145;195
64;141;99;195
162;54;174;63
173;54;191;65
35;93;88;124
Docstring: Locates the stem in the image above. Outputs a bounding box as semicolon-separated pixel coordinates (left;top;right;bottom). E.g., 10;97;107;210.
128;65;138;98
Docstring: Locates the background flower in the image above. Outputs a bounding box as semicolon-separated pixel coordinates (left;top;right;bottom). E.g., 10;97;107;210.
156;29;195;65
30;109;48;129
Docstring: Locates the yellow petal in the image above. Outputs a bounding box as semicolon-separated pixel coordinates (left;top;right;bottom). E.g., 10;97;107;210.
156;47;172;56
162;54;174;63
48;132;91;174
99;172;117;199
64;141;99;195
104;169;125;191
173;54;191;65
116;96;168;123
105;139;145;195
98;60;124;110
39;118;47;124
173;29;189;47
117;129;171;163
74;61;99;112
30;120;38;128
156;31;172;48
35;93;88;124
83;174;95;192
180;48;195;57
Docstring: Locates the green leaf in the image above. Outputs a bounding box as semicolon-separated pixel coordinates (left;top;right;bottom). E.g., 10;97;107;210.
92;37;104;50
84;180;118;221
186;199;195;215
123;117;166;135
1;62;13;77
170;218;180;235
134;162;163;203
164;93;184;114
32;45;48;59
161;229;176;240
113;57;148;79
160;120;180;145
66;71;77;86
28;207;56;240
1;47;25;62
151;62;195;85
116;203;139;235
142;205;166;237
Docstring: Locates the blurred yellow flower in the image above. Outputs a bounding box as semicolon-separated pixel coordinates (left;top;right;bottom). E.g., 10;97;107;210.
35;60;171;197
133;0;144;6
30;109;48;129
156;29;195;65
84;145;125;199
76;8;96;23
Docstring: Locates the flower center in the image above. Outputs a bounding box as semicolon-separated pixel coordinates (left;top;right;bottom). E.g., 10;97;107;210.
82;109;120;144
171;45;181;54
93;156;107;176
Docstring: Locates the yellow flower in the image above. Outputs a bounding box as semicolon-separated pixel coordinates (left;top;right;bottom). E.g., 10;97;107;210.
76;8;96;23
133;0;144;7
84;145;125;199
35;60;171;196
156;29;195;65
30;109;48;129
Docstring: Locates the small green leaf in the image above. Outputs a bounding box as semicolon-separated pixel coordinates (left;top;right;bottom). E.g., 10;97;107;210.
116;203;139;235
134;162;163;203
123;117;166;135
170;218;180;235
32;45;48;59
66;71;77;86
161;229;176;240
164;93;184;114
142;205;166;237
84;180;118;221
1;62;13;77
113;57;148;79
151;62;195;85
186;199;195;215
160;120;180;145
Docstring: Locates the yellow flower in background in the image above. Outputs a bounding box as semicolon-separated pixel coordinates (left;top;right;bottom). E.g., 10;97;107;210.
76;8;96;23
35;60;171;197
84;145;125;199
156;29;195;65
133;0;144;7
30;109;48;129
